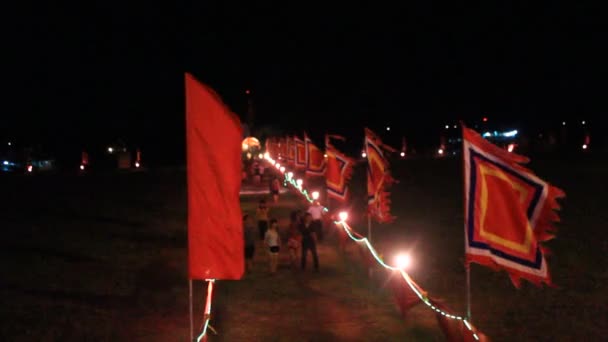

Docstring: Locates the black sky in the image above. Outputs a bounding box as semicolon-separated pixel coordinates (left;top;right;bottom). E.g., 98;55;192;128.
5;2;607;159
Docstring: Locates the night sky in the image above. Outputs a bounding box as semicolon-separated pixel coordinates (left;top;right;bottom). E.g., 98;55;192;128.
5;3;607;162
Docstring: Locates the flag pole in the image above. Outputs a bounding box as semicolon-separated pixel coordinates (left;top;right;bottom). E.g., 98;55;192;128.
466;263;471;321
461;121;472;322
368;214;373;279
189;279;194;342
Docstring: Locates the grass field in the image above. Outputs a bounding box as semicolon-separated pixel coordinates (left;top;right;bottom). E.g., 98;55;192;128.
0;157;606;341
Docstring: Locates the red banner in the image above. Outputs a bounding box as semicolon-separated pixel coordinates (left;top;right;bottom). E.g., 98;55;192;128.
463;125;565;287
325;135;354;201
295;136;307;169
305;133;326;177
185;73;244;280
365;128;396;223
286;136;296;166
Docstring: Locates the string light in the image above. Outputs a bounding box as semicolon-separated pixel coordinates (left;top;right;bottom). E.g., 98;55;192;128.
196;279;215;342
312;191;320;200
264;158;481;341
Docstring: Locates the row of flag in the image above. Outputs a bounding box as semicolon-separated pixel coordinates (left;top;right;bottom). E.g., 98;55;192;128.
185;73;565;340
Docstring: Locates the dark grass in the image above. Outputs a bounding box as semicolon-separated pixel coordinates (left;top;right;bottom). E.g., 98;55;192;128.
0;157;606;341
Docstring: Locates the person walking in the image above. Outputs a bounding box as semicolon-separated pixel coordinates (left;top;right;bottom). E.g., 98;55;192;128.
307;200;325;242
270;176;281;203
299;213;319;272
243;214;257;272
287;211;302;268
264;219;281;274
256;199;270;240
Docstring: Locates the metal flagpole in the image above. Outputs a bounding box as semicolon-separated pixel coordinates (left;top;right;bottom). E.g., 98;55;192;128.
189;279;194;342
368;214;373;279
466;263;471;321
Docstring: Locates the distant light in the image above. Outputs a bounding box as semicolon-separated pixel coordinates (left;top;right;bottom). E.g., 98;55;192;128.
400;152;405;157
438;148;444;155
312;191;320;200
361;152;367;158
80;164;85;170
275;163;281;169
483;117;488;122
582;144;588;150
280;166;285;173
482;132;492;138
296;179;303;187
258;153;263;159
562;121;566;126
338;211;348;222
386;126;391;131
242;143;248;151
7;142;11;146
324;153;328;158
453;125;457;129
287;171;293;179
246;152;252;159
264;152;270;159
135;162;140;168
27;165;33;173
445;125;449;129
394;253;412;269
503;130;518;137
2;161;8;166
582;120;586;125
245;89;250;95
107;147;114;153
507;144;515;153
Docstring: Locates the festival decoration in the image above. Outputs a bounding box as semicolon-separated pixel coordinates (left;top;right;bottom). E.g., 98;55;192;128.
305;133;326;177
295;136;306;169
325;134;355;202
365;128;397;223
463;124;565;287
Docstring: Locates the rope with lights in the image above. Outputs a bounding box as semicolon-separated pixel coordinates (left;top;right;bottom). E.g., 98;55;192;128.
265;155;481;340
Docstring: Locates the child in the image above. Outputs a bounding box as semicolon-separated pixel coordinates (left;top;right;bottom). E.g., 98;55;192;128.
264;219;281;274
243;214;256;272
256;199;270;240
287;211;302;268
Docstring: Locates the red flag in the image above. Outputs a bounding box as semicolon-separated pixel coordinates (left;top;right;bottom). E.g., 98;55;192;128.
185;73;244;280
286;136;296;166
463;125;565;287
295;136;307;169
305;133;326;177
325;135;354;201
389;273;422;319
432;301;489;342
365;128;396;223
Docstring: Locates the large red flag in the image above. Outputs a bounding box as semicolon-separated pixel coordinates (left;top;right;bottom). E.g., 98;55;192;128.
365;128;397;223
463;125;565;287
305;133;326;177
325;135;354;201
185;73;244;280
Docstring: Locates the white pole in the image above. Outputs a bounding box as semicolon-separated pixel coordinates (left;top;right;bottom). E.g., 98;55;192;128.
189;279;194;342
368;214;373;279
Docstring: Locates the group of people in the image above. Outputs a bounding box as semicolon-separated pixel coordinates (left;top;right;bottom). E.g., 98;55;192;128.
243;199;327;274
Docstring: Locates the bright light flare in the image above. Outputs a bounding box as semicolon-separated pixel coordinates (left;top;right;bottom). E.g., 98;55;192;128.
296;179;303;187
386;126;391;131
361;152;367;158
80;164;85;170
507;144;515;153
338;211;348;222
582;144;588;150
107;147;114;153
27;165;33;173
324;153;328;158
7;142;11;146
135;162;140;168
264;152;270;159
287;171;293;179
258;153;263;159
438;148;444;155
275;163;281;169
280;166;285;173
3;161;8;166
394;253;412;269
445;125;449;129
312;191;319;200
400;152;405;157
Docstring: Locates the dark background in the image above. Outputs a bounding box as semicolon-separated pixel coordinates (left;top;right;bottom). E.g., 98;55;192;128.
4;2;607;164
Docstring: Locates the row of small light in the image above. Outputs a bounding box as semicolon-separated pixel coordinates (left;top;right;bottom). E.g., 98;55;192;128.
263;152;480;340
